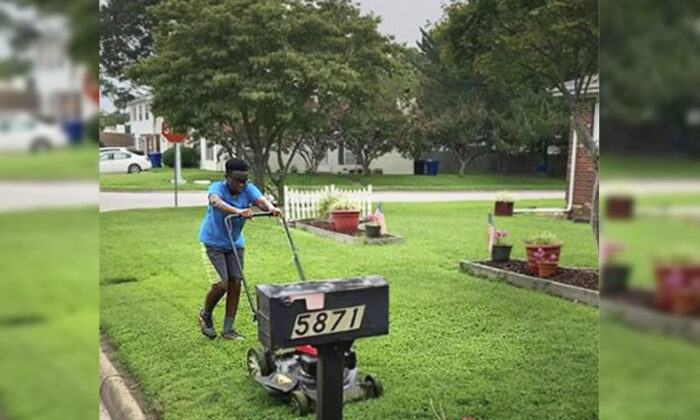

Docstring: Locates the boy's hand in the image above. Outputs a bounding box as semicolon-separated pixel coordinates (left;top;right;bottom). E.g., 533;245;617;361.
239;208;254;219
271;207;283;217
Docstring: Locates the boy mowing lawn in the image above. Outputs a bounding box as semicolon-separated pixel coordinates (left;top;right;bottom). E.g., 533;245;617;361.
197;158;282;340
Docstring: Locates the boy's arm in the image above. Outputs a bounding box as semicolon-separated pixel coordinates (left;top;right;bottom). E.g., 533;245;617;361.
254;195;283;217
210;194;253;218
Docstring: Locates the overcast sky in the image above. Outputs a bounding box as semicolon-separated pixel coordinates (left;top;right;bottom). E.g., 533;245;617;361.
100;0;447;112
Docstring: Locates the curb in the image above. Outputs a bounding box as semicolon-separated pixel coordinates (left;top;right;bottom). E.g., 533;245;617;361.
460;260;599;307
100;342;147;420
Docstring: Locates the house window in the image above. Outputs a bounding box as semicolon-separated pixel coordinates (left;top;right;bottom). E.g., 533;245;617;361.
338;143;356;165
206;144;214;161
138;105;143;121
131;108;136;122
145;104;151;121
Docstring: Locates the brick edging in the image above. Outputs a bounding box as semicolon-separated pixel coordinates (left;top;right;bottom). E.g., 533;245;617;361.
459;260;599;306
601;298;700;343
294;222;404;245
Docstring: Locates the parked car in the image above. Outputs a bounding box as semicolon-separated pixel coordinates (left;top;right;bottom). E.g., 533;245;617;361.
99;150;152;174
0;112;69;153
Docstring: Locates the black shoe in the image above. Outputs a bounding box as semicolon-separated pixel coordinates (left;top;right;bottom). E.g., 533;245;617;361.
220;329;245;340
198;310;216;339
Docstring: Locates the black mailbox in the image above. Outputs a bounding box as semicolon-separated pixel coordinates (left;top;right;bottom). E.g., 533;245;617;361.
256;275;389;351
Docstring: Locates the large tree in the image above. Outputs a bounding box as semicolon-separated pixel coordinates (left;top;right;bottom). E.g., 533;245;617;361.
412;28;494;176
128;0;393;198
439;0;599;241
100;0;160;108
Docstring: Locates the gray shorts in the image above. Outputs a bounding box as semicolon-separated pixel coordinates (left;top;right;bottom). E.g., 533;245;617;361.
205;245;244;284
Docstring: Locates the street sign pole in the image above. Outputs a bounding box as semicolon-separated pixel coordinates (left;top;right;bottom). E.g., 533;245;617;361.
174;143;180;207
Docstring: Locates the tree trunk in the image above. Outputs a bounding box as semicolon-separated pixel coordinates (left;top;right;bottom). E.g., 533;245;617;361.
458;159;467;176
251;149;267;191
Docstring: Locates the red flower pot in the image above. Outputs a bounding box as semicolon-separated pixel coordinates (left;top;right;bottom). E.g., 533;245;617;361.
537;261;559;278
654;263;700;311
525;244;562;274
605;195;635;220
494;201;514;216
328;210;360;233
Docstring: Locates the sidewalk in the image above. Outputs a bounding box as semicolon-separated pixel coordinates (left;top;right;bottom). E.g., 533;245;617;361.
99;190;566;212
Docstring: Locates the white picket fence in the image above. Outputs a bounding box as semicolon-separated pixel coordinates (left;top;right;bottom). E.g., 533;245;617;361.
284;184;373;221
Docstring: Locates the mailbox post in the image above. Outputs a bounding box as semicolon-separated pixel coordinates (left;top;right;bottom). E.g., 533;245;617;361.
256;275;389;420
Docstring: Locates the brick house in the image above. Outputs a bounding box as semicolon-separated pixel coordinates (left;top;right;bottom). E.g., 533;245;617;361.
561;75;599;221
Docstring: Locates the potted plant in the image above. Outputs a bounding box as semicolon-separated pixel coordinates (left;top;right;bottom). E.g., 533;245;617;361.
365;221;381;238
600;240;630;294
327;196;361;233
605;194;635;220
494;191;515;216
654;248;700;314
490;229;512;262
534;249;559;278
524;231;563;275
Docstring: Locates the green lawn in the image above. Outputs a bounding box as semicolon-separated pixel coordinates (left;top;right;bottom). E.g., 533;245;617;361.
0;209;98;420
100;168;565;192
601;154;700;180
100;200;598;420
0;145;97;180
600;320;700;420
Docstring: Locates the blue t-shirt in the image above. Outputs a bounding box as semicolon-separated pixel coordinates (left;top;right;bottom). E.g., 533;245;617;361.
198;180;263;250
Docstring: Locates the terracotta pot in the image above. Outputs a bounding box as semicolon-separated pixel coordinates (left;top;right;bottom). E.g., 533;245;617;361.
525;244;562;274
491;245;512;262
601;264;630;294
328;210;360;233
654;263;700;311
605;195;634;220
537;261;559;278
671;289;700;316
366;224;381;238
494;201;514;216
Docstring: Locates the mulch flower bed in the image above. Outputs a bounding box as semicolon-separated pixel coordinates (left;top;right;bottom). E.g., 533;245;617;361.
604;288;700;321
298;219;395;239
480;259;599;291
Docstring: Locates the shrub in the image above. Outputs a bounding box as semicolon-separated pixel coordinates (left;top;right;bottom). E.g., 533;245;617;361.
524;231;562;246
373;168;383;175
162;146;198;168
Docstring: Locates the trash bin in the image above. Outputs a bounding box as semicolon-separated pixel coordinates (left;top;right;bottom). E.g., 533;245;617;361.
413;159;426;175
62;118;84;145
426;159;439;176
148;152;162;168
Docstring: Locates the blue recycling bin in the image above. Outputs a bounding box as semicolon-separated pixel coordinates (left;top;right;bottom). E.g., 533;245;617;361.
62;118;84;145
426;159;439;176
148;152;162;168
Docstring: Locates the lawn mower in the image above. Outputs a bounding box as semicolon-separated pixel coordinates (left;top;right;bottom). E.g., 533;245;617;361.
224;212;384;417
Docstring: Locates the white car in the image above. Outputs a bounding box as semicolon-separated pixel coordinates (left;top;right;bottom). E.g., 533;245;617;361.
0;112;69;153
99;149;152;174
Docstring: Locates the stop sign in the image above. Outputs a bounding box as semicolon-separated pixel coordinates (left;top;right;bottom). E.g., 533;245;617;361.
162;121;187;143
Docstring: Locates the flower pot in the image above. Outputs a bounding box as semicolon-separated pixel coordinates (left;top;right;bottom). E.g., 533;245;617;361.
366;224;381;238
654;263;700;311
605;195;634;220
494;201;514;216
670;289;700;316
601;264;630;294
537;261;559;278
491;245;512;262
328;210;360;233
525;244;562;274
